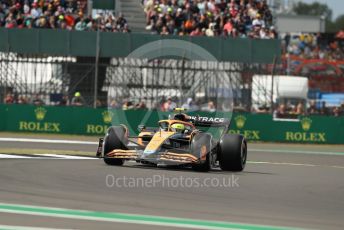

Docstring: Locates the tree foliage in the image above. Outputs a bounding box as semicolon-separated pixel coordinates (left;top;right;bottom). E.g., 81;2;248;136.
292;2;332;20
292;2;344;32
325;15;344;32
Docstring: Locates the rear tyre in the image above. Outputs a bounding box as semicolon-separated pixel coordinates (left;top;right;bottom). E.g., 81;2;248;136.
103;126;127;166
218;134;247;171
191;133;212;172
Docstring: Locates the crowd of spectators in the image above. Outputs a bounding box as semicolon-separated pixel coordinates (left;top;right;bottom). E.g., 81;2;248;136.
4;92;45;105
3;91;343;116
283;32;344;61
274;101;344;118
3;91;87;106
142;0;277;38
108;96;228;112
0;0;130;32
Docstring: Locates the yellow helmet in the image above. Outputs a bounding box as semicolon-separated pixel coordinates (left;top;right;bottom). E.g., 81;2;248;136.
171;123;185;133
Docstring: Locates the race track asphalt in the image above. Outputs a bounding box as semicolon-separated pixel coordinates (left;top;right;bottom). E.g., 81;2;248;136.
0;138;343;230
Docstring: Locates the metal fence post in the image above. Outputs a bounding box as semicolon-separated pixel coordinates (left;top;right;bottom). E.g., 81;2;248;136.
94;26;100;108
270;56;277;114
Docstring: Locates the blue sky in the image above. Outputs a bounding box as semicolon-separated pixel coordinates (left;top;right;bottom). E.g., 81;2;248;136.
300;0;344;20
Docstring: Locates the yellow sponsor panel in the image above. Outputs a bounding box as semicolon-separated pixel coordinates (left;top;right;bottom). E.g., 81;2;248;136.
234;115;246;129
284;117;326;143
18;106;61;133
230;115;260;140
102;111;113;124
229;130;260;140
300;117;312;131
285;132;326;142
34;107;47;121
86;124;109;134
19;121;61;132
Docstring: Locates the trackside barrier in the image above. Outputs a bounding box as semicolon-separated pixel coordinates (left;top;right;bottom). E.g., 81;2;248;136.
0;28;280;63
0;104;343;144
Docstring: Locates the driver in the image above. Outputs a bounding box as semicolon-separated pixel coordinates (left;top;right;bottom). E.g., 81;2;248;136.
171;123;186;134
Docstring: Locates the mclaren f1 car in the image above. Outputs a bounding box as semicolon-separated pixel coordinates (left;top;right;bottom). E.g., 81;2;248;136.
96;109;247;172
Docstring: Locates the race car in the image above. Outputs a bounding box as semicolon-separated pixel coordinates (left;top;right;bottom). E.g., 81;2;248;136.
96;109;247;172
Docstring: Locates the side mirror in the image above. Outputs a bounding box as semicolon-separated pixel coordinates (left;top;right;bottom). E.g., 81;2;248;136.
138;125;146;132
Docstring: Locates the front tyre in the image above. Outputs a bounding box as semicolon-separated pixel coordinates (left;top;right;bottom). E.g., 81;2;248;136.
103;126;127;166
218;134;247;171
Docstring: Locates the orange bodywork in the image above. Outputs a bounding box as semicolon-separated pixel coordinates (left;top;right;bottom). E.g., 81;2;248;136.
145;131;175;151
106;149;139;158
159;152;198;163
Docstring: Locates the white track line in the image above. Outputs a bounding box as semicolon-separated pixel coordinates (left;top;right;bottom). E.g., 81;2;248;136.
0;154;97;160
0;225;72;230
249;148;344;156
35;154;97;160
0;137;98;145
0;137;137;146
0;154;34;159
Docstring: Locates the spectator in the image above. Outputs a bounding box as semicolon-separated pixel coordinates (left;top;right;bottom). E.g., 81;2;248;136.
108;99;119;109
58;95;69;106
284;32;291;50
254;104;270;114
71;92;85;106
136;100;147;109
30;2;42;19
17;95;28;104
95;99;103;108
190;27;203;36
275;103;286;117
307;100;318;115
160;25;169;35
4;93;14;104
332;107;341;117
182;98;198;111
252;14;265;28
32;94;44;106
205;100;216;112
162;97;176;111
122;100;134;110
319;101;329;116
294;102;304;115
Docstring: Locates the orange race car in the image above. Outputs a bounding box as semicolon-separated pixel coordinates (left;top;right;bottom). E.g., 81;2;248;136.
96;109;247;172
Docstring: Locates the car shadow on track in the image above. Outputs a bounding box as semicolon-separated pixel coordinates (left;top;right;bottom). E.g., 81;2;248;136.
111;162;275;175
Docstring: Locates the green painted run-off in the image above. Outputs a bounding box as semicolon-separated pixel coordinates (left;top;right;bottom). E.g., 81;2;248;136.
0;203;300;230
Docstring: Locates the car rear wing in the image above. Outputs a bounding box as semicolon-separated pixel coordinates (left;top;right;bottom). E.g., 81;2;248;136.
188;116;231;128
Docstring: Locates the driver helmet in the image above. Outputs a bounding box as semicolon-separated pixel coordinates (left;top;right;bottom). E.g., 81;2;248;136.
171;123;185;133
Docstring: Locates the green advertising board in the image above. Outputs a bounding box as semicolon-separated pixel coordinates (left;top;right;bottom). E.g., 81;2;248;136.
0;104;343;144
229;113;343;144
